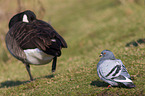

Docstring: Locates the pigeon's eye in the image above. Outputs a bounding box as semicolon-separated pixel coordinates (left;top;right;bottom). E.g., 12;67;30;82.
104;52;106;54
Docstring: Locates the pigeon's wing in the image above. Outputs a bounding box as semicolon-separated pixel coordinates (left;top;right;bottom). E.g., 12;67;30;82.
97;60;121;86
119;60;131;79
111;60;133;83
98;60;122;80
98;60;134;86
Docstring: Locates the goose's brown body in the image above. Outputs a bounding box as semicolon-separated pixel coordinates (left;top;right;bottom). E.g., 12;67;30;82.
6;10;67;81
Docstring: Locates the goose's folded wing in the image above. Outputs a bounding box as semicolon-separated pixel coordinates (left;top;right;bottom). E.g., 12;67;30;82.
34;20;67;48
11;21;65;56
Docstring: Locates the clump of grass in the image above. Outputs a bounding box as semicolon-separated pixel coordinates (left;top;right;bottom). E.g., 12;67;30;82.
0;45;9;63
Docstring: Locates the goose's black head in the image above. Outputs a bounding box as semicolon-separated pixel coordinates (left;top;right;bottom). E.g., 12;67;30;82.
9;10;36;28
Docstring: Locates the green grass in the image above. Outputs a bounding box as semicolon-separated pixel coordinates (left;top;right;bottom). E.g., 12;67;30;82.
0;0;145;95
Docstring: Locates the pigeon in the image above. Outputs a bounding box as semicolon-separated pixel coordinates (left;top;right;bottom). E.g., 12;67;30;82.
5;10;67;81
97;50;136;88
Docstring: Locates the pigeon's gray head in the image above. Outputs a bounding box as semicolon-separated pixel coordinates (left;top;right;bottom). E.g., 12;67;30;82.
9;10;36;28
99;50;116;60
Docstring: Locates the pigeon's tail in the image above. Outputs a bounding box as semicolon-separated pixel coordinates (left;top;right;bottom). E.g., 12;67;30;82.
122;82;136;88
113;75;135;88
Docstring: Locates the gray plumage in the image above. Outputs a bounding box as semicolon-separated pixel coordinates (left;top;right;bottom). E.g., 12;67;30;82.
97;50;135;88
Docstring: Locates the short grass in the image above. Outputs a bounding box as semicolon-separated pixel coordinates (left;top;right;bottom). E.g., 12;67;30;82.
0;0;144;95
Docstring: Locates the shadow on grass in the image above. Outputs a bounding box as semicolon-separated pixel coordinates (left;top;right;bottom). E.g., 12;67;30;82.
126;38;145;47
42;74;54;79
91;80;135;89
36;74;54;80
0;74;54;88
0;80;30;88
90;80;109;87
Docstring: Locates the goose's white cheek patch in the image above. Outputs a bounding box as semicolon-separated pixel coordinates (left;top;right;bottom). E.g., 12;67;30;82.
23;14;29;23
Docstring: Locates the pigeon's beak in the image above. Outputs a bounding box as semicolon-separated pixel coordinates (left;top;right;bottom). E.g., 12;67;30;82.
99;54;102;57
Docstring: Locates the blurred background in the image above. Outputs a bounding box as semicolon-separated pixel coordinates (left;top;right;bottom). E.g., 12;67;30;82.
0;0;144;63
0;0;144;95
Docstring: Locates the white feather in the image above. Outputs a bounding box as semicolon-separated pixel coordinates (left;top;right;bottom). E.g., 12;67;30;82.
23;14;29;23
24;48;54;64
114;76;133;82
51;39;56;42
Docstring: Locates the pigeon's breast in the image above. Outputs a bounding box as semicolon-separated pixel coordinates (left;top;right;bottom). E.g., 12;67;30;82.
24;48;54;64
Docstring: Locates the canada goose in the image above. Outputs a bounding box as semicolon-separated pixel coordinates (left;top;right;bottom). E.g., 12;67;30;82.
6;10;67;81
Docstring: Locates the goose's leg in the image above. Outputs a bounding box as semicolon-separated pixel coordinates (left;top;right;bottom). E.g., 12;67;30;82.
52;56;57;72
24;63;33;81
